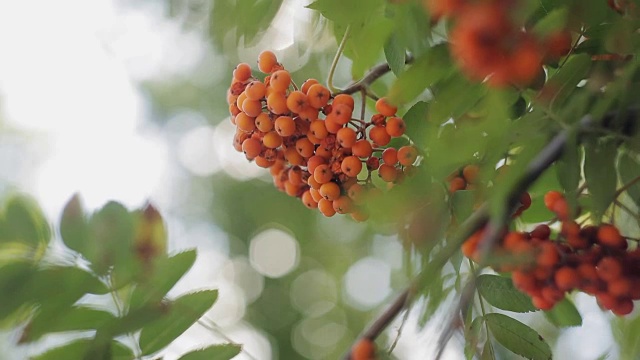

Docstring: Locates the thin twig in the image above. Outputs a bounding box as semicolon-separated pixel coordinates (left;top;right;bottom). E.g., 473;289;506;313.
327;25;351;94
337;54;415;96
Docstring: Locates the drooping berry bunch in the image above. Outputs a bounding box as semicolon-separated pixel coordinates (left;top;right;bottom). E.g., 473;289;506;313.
463;190;640;315
424;0;573;87
228;51;419;221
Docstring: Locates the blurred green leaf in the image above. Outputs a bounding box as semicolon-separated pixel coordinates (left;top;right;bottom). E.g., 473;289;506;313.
0;194;50;250
477;275;537;313
0;261;36;324
465;316;484;360
21;306;116;343
209;0;284;49
452;190;476;224
618;151;640;208
60;194;91;257
129;249;198;310
430;73;488;124
384;33;405;77
31;339;133;360
543;54;591;109
543;297;582;327
485;313;552;360
403;101;431;150
532;7;569;37
139;290;219;356
388;44;452;106
88;201;135;276
179;344;242;360
584;136;618;221
612;313;640;360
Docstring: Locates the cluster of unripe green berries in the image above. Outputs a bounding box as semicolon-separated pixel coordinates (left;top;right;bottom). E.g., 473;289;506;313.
228;51;419;221
463;190;639;315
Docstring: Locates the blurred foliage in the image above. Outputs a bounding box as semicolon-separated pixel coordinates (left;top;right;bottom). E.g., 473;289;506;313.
0;194;238;359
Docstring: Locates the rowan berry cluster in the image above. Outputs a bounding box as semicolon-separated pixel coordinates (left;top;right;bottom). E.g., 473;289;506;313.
447;164;479;192
425;0;572;87
228;51;418;221
463;190;639;315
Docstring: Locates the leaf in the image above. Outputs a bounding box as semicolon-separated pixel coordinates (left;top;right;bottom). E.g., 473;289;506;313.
618;151;640;208
429;73;488;124
209;0;284;49
555;129;582;218
402;101;431;150
384;33;405;77
542;54;591;109
1;194;50;249
88;201;136;275
31;339;133;360
129;249;198;310
543;297;582;327
465;316;484;360
139;290;219;355
612;314;640;360
341;17;394;78
477;275;537;313
531;7;568;38
452;190;476;224
21;307;116;343
485;313;552;360
60;194;91;258
179;344;242;360
584;136;618;221
388;44;452;106
0;261;36;323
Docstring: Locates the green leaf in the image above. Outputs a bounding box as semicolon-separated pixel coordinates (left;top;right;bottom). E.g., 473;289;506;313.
139;290;219;355
0;194;50;249
388;44;452;106
485;313;552;360
59;194;91;258
618;151;640;208
384;33;405;77
209;0;284;49
129;249;198;310
429;73;488;124
88;201;136;275
340;17;394;78
544;297;582;327
402;101;431;150
543;54;591;109
556;129;582;218
21;307;116;343
179;344;242;360
452;190;476;224
0;261;36;323
31;339;133;360
477;275;537;313
584;136;618;221
465;316;484;360
612;313;640;360
532;7;568;38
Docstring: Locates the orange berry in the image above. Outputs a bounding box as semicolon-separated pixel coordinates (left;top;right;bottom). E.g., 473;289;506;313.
552;199;570;221
284;181;301;197
352;140;373;158
554;266;579;291
561;221;580;238
309;120;329;139
378;164;398;182
612;298;634;316
284;147;304;166
307;84;331;109
382;148;398;165
297;106;318;121
597;257;623;282
319;182;341;201
544;191;564;211
347;183;365;203
544;31;572;61
267;92;289;115
375;97;397;117
385;117;405;137
313;164;333;184
257;50;278;73
536;242;559;268
301;190;318;209
609;278;631;297
244;81;267;100
341;156;363;178
597;224;626;249
462;164;480;183
286;90;308;114
351;210;369;222
336;127;357;148
310;188;323;202
397;145;418;166
235;112;256;133
270;70;291;92
333;196;354;214
332;94;355;110
295;137;315;158
306;155;326;175
449;176;466;193
530;224;551;240
318;198;336;217
254;156;274;168
369;125;391;146
263;131;283;149
324;114;344;134
242;99;263;117
532;296;554;310
274;116;296;137
255;113;273;132
596;292;617;310
233;63;252;82
351;339;375;360
300;78;319;94
507;36;543;85
241;138;262;160
331;103;353;125
512;271;537;292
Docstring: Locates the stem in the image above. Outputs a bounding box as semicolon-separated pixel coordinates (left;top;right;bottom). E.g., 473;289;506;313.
469;261;495;360
615;175;640;199
328;25;351;94
338;54;415;95
197;318;258;360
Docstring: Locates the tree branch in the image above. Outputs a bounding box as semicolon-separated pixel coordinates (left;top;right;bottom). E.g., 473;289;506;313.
337;54;414;96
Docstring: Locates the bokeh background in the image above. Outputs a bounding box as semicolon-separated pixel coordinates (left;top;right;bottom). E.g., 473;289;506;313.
0;0;623;359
